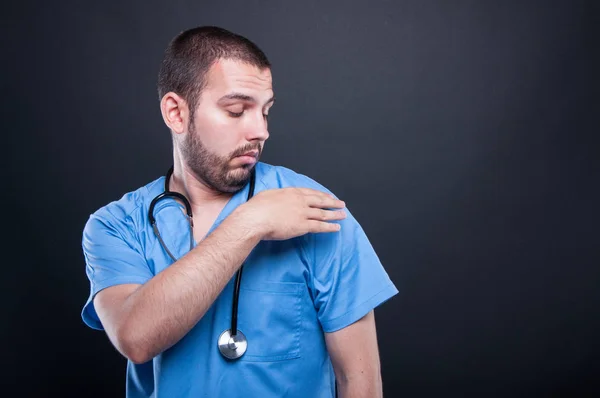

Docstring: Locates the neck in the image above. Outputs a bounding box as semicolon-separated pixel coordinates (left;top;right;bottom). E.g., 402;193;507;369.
168;159;233;210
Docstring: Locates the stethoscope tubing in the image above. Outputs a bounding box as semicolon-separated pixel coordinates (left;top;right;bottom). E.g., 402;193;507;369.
148;165;256;355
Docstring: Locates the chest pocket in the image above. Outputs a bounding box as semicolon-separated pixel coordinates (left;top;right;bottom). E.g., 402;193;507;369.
235;281;304;362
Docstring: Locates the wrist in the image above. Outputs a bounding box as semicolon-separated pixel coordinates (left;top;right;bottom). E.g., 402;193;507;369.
229;203;267;241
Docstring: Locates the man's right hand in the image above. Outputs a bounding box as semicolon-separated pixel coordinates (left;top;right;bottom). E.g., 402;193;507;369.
235;187;347;240
94;187;346;364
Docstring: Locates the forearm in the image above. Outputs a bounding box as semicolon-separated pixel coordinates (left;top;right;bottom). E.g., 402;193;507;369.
119;206;262;363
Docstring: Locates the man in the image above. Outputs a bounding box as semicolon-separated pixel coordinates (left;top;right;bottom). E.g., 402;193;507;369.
81;26;398;398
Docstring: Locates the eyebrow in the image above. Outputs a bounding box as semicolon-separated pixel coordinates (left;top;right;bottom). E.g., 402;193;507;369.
217;92;275;107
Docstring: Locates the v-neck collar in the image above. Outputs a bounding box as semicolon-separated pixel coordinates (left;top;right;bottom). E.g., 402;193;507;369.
194;179;250;246
151;164;262;250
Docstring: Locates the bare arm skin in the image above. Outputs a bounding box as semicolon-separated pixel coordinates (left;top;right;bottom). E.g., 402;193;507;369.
325;311;383;398
94;187;346;364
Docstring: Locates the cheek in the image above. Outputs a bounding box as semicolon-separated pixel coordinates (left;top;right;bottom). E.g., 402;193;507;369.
194;112;238;156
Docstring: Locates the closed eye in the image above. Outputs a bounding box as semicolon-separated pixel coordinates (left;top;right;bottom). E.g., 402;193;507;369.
228;110;269;119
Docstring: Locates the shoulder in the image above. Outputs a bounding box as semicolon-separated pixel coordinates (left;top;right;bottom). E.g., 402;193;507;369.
83;175;164;239
257;162;336;197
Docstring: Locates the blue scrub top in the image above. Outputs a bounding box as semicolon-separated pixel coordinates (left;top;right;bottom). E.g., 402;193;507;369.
81;162;398;398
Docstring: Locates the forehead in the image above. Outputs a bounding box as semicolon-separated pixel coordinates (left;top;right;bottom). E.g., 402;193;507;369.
203;58;273;97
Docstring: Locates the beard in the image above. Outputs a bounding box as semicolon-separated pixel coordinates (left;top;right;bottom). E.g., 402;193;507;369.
180;122;261;193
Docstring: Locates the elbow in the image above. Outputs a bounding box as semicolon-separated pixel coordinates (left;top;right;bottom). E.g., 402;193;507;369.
124;346;152;365
116;324;152;365
335;370;383;398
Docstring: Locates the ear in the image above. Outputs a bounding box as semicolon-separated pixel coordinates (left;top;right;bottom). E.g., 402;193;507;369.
160;92;189;135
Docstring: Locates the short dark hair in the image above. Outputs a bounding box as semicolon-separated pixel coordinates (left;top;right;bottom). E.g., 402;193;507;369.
157;26;271;119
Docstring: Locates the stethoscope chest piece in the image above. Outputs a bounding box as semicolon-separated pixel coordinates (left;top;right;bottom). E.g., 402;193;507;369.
218;329;247;360
152;165;257;361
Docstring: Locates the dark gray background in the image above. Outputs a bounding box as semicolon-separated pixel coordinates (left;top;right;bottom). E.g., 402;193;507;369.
3;0;598;396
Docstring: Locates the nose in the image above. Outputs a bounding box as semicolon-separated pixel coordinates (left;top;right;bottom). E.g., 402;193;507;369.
244;111;270;142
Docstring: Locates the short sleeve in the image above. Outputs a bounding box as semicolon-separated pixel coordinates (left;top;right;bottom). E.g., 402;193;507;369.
81;212;154;330
304;208;398;333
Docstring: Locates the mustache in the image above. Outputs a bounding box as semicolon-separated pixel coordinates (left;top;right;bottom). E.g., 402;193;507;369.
231;144;262;158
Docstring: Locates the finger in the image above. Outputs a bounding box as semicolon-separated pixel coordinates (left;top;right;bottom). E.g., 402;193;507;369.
295;187;329;196
295;187;339;200
305;194;346;209
306;208;347;221
307;220;341;233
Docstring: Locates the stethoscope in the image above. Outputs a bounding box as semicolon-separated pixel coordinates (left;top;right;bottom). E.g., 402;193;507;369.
148;165;256;360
